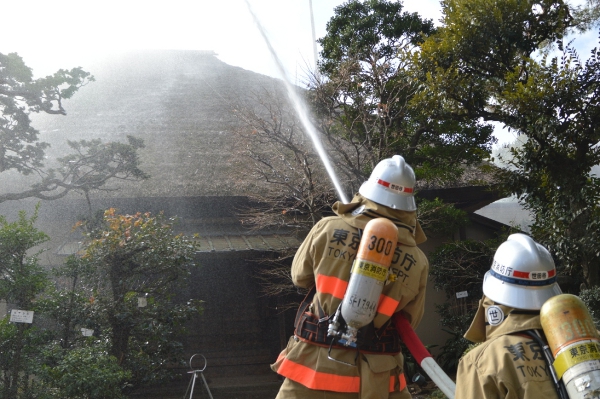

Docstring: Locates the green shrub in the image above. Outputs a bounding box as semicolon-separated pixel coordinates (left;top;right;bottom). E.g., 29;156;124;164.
579;286;600;329
41;341;131;399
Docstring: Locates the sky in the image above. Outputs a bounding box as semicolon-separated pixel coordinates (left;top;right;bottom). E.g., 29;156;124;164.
2;0;597;145
1;0;441;77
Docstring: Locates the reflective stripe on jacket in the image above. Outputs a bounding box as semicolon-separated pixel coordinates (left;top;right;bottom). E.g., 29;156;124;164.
274;337;408;395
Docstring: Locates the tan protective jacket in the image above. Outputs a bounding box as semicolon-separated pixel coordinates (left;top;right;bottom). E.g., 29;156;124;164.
272;194;429;399
455;296;560;399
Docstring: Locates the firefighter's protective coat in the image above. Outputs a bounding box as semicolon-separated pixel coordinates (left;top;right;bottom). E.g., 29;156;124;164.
271;194;429;398
455;296;560;399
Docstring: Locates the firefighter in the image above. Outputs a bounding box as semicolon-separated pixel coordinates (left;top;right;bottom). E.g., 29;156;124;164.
271;155;429;399
455;233;563;399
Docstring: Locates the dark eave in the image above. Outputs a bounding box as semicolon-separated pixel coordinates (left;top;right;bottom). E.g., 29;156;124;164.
418;185;503;213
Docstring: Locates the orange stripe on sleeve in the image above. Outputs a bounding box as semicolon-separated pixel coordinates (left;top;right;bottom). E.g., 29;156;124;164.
377;294;400;317
316;274;348;299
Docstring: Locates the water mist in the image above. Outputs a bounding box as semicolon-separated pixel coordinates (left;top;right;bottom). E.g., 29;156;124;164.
244;1;349;204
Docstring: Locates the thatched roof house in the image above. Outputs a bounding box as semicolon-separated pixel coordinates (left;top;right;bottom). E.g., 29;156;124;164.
0;50;515;397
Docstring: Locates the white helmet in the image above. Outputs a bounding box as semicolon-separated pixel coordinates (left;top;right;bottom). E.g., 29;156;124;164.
483;233;562;310
359;155;416;211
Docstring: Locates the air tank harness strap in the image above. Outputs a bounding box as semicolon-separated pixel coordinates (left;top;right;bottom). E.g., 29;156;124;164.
293;286;401;354
523;329;569;399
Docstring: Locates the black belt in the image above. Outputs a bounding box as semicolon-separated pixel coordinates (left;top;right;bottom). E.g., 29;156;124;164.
293;287;401;354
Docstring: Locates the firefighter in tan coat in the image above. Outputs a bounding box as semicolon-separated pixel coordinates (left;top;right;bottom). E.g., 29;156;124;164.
271;155;429;399
455;233;563;399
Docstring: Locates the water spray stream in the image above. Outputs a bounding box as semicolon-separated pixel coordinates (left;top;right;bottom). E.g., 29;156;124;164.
244;0;349;204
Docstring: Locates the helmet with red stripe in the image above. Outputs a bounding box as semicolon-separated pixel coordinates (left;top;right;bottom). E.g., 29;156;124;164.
359;155;416;211
483;233;562;310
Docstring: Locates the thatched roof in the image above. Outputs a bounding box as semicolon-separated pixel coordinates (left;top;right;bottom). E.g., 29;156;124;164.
0;50;505;254
26;50;287;199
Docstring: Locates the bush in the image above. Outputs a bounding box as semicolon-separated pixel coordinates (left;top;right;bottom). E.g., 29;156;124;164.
579;286;600;329
41;341;131;399
434;303;474;373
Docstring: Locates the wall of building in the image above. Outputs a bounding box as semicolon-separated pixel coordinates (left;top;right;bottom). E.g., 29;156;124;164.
181;251;288;383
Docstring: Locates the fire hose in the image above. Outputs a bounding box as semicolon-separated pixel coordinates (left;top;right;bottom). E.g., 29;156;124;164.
393;312;456;399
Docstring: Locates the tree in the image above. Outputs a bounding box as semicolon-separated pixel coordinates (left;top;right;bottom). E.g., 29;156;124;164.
0;208;139;399
571;0;600;33
232;0;498;231
229;86;335;306
230;0;494;309
72;209;202;388
0;207;52;398
0;52;148;205
418;0;600;289
312;0;496;190
232;87;338;229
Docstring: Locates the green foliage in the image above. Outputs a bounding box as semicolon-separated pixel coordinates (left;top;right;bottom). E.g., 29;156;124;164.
417;198;469;239
427;389;449;399
36;270;92;350
579;286;600;328
312;0;495;192
71;208;203;388
0;52;93;175
429;238;503;296
498;45;600;288
427;389;448;399
418;0;600;290
318;0;436;74
0;206;202;397
54;136;149;201
571;1;600;33
434;302;473;373
0;317;56;399
0;206;49;307
40;341;131;399
0;207;54;399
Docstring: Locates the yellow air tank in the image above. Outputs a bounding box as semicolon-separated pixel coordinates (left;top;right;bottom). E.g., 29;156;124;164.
541;293;600;398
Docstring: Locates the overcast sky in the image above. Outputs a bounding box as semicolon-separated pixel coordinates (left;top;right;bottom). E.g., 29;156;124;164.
2;0;597;145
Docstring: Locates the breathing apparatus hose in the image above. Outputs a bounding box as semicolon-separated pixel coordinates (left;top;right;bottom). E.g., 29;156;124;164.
393;312;456;399
524;329;569;399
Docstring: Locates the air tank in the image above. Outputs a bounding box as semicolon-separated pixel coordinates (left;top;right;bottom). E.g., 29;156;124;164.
338;217;398;345
541;293;600;398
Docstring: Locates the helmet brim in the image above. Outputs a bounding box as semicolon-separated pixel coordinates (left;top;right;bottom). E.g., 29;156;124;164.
482;271;562;310
359;181;417;211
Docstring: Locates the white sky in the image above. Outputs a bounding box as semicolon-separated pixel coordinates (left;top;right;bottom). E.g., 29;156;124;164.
1;0;596;145
1;0;442;78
